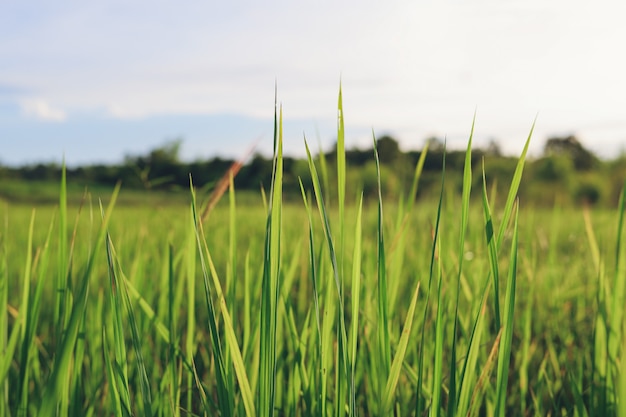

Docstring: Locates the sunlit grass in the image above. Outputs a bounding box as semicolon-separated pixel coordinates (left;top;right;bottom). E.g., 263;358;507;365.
1;88;625;416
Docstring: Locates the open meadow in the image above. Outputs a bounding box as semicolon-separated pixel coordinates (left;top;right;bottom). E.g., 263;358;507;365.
2;98;626;417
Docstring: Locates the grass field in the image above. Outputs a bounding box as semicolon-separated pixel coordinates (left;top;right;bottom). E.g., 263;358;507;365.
2;93;626;416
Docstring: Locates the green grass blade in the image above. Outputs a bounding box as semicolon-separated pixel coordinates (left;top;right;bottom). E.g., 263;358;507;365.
349;192;363;416
482;159;502;329
381;281;420;414
105;227;153;415
496;120;533;250
495;201;519;417
39;183;121;415
304;139;350;369
407;140;429;215
456;289;489;417
448;116;474;417
167;245;180;417
190;182;235;417
318;138;330;203
56;160;68;334
258;101;283;417
298;179;324;416
432;248;445;417
0;214;6;415
373;133;391;402
415;147;446;416
608;180;626;382
335;83;348;417
17;209;35;413
337;82;346;216
185;206;197;414
19;215;54;413
194;209;256;417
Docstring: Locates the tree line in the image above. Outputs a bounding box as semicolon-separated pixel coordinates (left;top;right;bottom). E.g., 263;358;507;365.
2;135;625;206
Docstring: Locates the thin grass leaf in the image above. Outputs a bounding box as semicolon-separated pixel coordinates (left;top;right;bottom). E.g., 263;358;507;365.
190;182;234;417
194;210;256;417
468;329;502;417
185;206;197;415
407;140;430;215
303;139;350;374
495;121;533;250
482;160;502;329
415;147;446;417
39;183;121;415
19;215;54;414
608;180;626;384
258;99;283;417
105;231;153;416
335;81;349;417
448;116;474;417
381;281;420;414
102;326;131;417
349;193;364;417
456;288;489;417
373;133;391;384
298;179;324;416
495;201;519;417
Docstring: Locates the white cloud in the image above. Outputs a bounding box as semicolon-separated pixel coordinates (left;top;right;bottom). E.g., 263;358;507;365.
3;0;626;158
19;98;66;122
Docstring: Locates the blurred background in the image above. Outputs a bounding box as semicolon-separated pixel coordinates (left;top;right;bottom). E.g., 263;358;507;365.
1;0;625;206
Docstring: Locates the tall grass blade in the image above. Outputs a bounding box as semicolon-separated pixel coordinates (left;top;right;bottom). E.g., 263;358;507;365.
448;116;474;417
56;160;68;334
407;140;429;215
495;121;533;249
190;182;235;417
16;210;35;415
104;216;131;416
258;98;283;417
18;216;54;415
495;201;519;417
482;160;502;329
373;134;391;411
303;139;350;369
415;147;446;417
349;193;364;416
298;180;324;416
193;197;256;417
185;206;197;414
608;180;626;392
105;223;153;415
381;281;420;414
39;183;121;415
456;289;489;417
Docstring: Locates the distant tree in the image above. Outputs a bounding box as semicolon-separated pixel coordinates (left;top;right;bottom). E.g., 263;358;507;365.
425;136;445;153
238;153;273;189
148;138;182;165
345;148;371;166
375;135;401;164
124;138;184;189
533;156;574;183
544;135;597;171
485;139;503;157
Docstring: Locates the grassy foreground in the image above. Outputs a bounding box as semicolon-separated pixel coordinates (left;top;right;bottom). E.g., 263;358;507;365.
2;91;626;416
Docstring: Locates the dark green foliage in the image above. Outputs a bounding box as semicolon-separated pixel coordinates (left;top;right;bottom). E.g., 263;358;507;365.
545;135;598;171
0;134;624;207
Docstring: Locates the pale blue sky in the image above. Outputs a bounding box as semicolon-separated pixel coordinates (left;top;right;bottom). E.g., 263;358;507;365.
2;1;626;166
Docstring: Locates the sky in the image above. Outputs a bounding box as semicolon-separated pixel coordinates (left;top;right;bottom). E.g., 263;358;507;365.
1;0;626;167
